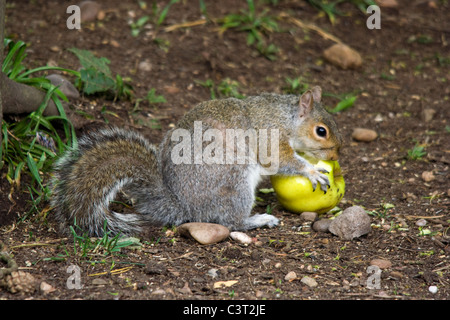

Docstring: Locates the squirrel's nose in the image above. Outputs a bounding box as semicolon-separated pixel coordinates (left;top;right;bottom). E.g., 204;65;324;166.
329;148;340;161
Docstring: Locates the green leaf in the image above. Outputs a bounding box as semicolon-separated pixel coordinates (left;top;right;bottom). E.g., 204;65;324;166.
136;15;150;27
146;88;167;104
69;48;113;77
69;48;131;99
259;188;274;194
2;39;27;78
13;161;25;186
26;153;44;189
80;67;116;94
329;95;357;113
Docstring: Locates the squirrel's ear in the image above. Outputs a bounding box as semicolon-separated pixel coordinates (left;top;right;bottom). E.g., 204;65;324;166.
299;90;313;117
311;86;322;103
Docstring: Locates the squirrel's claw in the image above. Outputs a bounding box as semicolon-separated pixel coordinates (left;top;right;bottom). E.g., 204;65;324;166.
309;171;329;193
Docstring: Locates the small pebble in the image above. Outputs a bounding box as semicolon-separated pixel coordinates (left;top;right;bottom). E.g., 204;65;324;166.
164;85;181;94
422;108;436;122
207;268;219;279
312;219;332;232
352;128;378;142
376;290;390;297
300;211;318;222
421;171;435;182
40;281;56;294
342;279;350;290
46;74;80;100
91;278;108;286
329;206;372;240
110;40;120;48
323;43;362;69
285;271;297;281
389;271;403;279
370;258;392;269
301;276;318;288
151;288;166;295
415;219;427;227
49;45;61;52
229;231;253;244
79;1;101;22
177;222;230;245
138;60;152;72
428;285;438;294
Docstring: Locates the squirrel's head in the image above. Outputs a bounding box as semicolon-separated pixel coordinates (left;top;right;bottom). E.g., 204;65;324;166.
292;86;343;161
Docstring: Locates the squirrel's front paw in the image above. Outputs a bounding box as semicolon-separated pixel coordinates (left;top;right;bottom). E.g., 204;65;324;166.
304;166;330;193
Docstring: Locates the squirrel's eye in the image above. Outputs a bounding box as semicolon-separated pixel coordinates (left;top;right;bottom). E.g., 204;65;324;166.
316;126;327;138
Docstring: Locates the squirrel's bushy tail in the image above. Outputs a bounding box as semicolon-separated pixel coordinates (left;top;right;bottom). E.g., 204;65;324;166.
50;127;178;236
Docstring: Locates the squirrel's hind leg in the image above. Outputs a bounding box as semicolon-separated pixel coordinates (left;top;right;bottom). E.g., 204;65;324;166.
242;213;280;230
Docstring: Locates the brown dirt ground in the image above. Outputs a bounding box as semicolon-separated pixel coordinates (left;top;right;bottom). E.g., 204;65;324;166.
1;0;449;303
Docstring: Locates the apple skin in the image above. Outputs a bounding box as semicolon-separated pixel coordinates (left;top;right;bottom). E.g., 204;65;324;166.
270;160;345;214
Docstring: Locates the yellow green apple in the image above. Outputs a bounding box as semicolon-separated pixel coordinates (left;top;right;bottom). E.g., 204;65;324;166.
270;160;345;214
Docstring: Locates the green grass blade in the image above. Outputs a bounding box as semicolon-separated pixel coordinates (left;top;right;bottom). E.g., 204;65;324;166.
2;40;27;76
329;95;357;113
17;66;80;80
26;152;44;190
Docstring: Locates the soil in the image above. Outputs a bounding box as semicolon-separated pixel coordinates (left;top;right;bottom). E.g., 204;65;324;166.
1;0;449;302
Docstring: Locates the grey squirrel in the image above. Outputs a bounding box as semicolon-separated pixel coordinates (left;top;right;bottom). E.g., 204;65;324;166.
50;86;343;236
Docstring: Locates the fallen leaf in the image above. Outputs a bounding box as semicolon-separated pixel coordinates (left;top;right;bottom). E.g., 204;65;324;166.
213;280;238;289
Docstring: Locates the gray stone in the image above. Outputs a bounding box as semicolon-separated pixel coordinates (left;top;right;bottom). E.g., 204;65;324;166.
312;219;332;232
207;268;219;278
329;206;371;240
301;276;318;288
284;271;297;281
300;211;318;222
79;1;101;22
415;218;427;227
46;74;80;100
